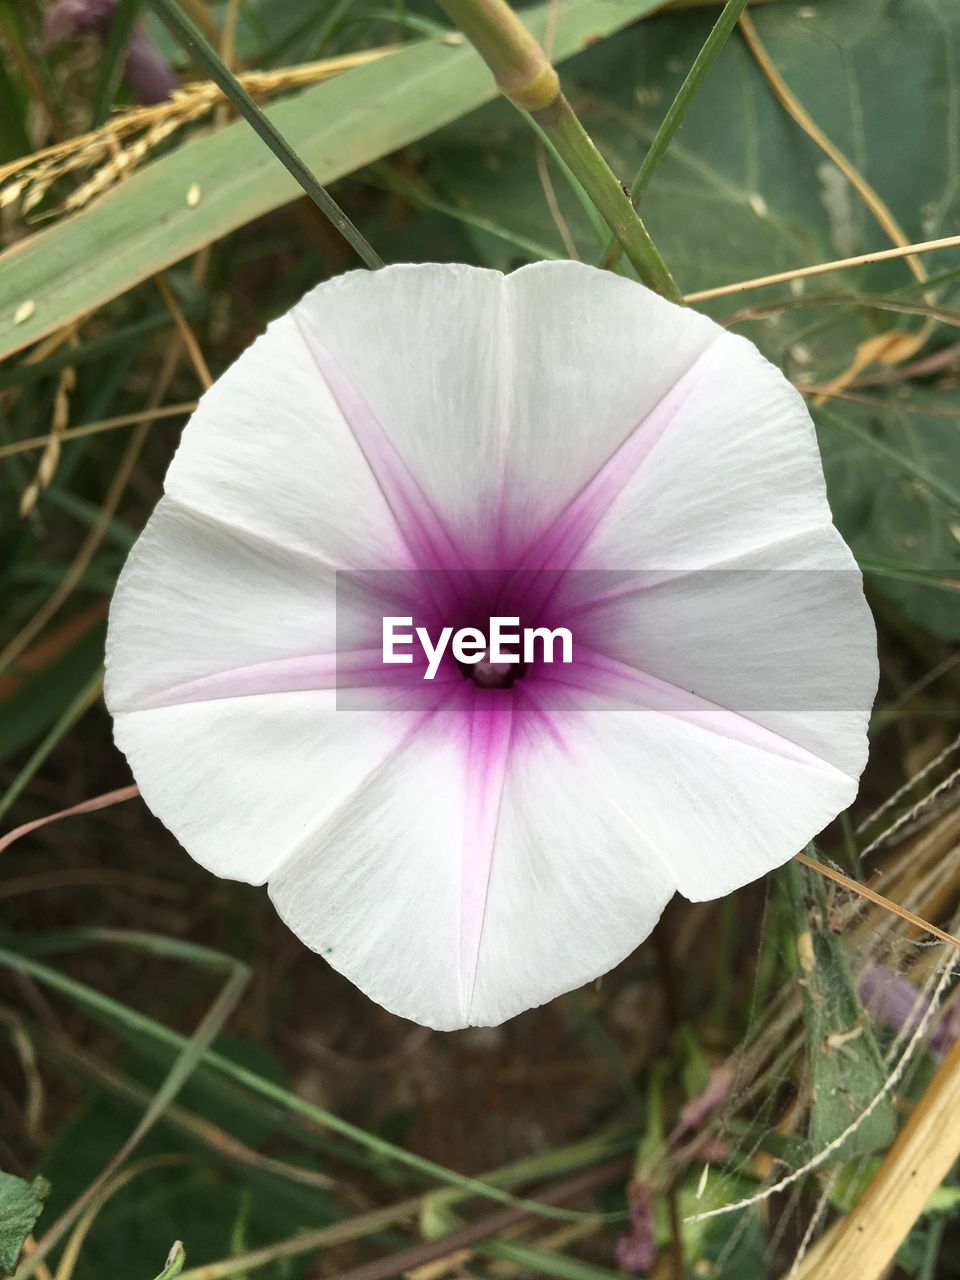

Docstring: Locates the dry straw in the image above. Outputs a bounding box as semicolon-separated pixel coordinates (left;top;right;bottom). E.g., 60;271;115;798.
0;48;395;219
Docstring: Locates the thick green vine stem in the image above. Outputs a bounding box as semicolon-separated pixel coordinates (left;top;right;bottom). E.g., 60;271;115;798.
436;0;683;302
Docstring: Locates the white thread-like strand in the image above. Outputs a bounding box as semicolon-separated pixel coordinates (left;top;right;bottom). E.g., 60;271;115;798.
684;955;959;1224
789;1168;840;1278
857;730;960;851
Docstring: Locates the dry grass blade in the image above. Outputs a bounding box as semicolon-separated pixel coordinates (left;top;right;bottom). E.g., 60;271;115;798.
0;422;145;676
794;851;960;952
154;276;212;386
18;327;78;516
0;277;211;676
683;233;960;303
0;1009;44;1141
0;402;198;459
0;786;140;856
0;50;397;217
738;11;926;285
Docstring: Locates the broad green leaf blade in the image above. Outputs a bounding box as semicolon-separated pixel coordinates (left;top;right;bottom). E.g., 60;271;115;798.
0;1171;49;1276
818;389;960;638
786;859;896;1162
0;0;667;360
427;0;960;301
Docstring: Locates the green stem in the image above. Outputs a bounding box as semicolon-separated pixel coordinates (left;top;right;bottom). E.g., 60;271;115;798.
436;0;681;301
600;0;751;271
146;0;383;270
91;0;144;128
535;94;680;298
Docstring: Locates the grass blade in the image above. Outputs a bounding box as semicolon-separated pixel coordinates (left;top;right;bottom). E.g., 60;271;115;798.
0;943;627;1224
600;0;750;269
0;667;104;822
15;938;250;1280
0;0;667;359
90;0;144;128
146;0;383;269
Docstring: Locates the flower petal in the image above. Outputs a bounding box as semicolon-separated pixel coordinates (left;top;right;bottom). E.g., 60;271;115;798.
570;530;874;780
268;700;674;1029
112;692;411;885
466;706;675;1026
106;499;340;711
163;309;413;570
563;696;860;902
289;262;717;562
553;327;877;793
569;331;857;575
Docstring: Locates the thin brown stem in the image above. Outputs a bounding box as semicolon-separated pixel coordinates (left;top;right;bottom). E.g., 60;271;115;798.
794;851;960;952
684;233;960;303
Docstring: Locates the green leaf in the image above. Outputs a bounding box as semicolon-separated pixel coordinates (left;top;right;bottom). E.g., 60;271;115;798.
0;1171;49;1276
818;390;960;639
0;0;668;360
153;1242;186;1280
785;858;896;1162
426;0;960;296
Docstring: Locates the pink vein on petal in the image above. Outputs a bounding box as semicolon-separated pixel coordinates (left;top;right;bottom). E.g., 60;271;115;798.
459;692;514;1018
293;312;469;576
127;650;385;711
548;646;849;774
518;341;717;574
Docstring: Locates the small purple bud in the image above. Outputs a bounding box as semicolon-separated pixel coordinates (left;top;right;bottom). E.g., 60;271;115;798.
859;963;928;1039
43;0;177;105
124;28;178;104
44;0;119;45
859;963;960;1060
929;993;960;1060
669;1066;733;1147
614;1183;657;1275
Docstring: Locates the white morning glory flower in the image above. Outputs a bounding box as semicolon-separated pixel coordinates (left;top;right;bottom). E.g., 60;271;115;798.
105;261;877;1030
